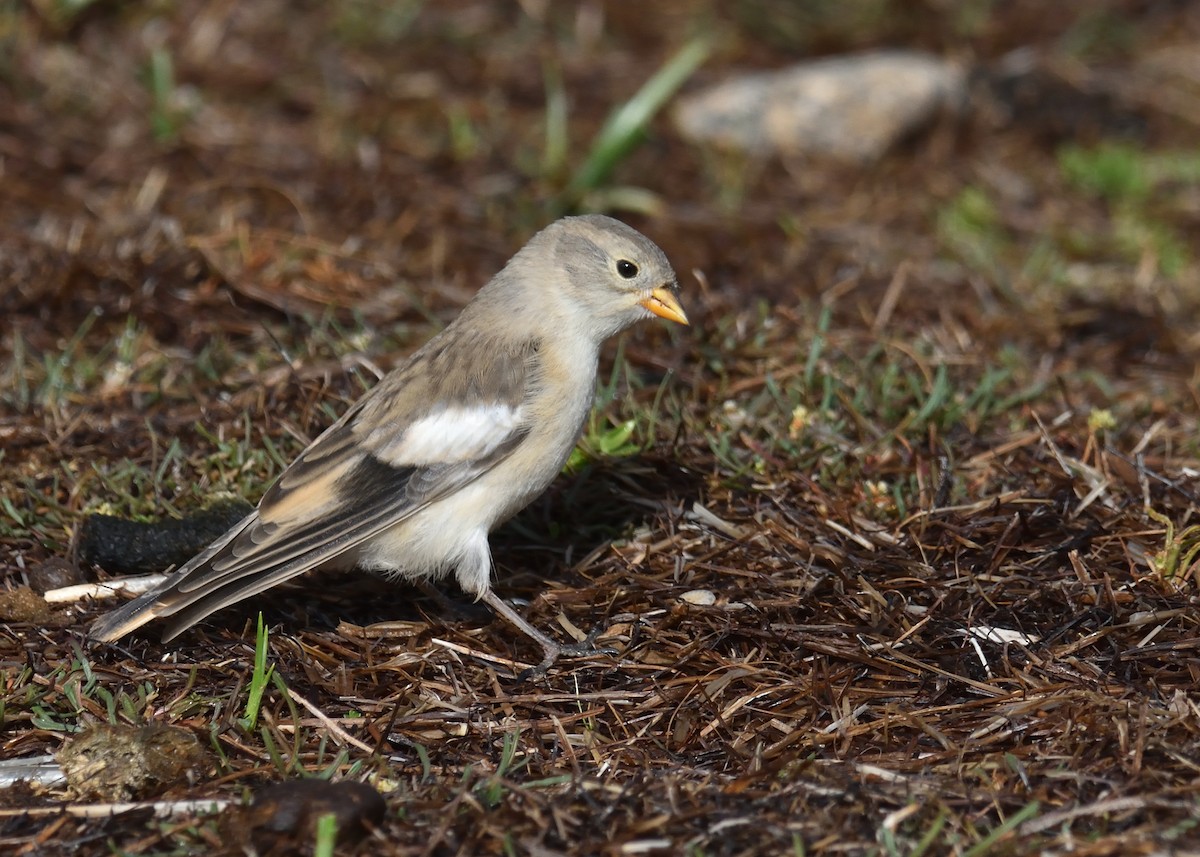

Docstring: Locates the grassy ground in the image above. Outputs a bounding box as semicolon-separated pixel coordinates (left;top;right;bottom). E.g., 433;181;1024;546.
3;1;1200;854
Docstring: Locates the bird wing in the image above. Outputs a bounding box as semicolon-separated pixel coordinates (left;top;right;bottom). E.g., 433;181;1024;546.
91;330;539;642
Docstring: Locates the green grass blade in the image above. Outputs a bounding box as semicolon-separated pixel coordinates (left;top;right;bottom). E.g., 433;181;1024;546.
963;802;1040;857
148;47;178;143
314;813;338;857
542;61;569;177
566;36;711;200
239;613;274;732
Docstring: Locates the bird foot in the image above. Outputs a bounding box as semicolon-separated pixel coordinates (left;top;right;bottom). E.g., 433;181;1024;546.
481;590;617;681
518;628;619;682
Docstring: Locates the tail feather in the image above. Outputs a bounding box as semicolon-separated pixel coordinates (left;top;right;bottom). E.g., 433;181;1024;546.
89;586;174;642
89;510;260;643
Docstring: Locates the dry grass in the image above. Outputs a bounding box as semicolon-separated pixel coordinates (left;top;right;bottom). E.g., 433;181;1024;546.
4;1;1200;854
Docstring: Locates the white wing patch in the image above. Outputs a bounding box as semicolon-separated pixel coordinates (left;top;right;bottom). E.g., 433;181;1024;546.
373;404;523;466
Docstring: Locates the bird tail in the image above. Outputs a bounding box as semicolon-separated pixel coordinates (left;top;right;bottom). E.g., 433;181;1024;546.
89;586;175;642
89;509;260;643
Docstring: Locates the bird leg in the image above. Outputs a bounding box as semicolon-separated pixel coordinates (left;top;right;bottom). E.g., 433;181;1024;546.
481;590;617;680
415;580;493;622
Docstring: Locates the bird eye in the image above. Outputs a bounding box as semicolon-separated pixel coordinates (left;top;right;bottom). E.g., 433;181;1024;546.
616;259;639;279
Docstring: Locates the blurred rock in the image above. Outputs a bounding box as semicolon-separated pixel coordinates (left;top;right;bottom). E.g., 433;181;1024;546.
57;723;205;801
226;779;387;853
674;50;967;162
26;557;85;594
680;588;717;606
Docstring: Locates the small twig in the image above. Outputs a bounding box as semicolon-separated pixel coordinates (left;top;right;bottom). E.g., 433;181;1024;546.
0;798;232;820
43;574;168;604
1105;445;1200;505
282;687;375;754
1019;797;1150;835
871;260;911;334
430;638;535;673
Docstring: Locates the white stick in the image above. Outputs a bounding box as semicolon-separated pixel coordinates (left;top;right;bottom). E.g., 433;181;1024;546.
43;574;168;604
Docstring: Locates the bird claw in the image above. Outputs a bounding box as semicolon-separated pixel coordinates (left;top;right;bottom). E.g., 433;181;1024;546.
517;628;618;682
481;590;618;681
560;627;619;658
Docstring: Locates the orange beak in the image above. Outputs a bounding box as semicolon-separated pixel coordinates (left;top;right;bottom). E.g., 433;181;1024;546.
640;286;689;326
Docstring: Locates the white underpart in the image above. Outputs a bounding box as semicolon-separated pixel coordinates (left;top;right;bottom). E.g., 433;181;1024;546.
357;333;602;598
375;404;522;465
357;483;496;595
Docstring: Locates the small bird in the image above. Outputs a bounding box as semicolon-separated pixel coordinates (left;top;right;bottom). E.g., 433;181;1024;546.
91;215;687;674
